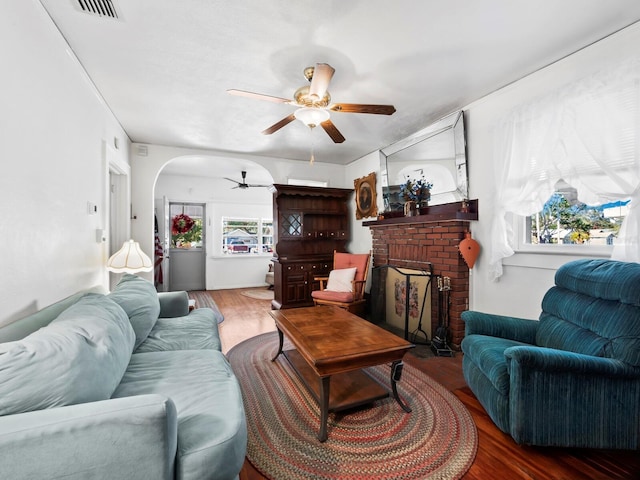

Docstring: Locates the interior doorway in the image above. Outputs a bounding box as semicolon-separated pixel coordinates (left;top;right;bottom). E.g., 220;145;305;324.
168;202;206;291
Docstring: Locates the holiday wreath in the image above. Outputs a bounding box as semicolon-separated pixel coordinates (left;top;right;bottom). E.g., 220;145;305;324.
172;213;195;235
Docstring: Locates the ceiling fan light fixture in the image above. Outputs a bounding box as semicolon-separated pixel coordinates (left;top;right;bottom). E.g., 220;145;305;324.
293;86;331;107
294;107;330;128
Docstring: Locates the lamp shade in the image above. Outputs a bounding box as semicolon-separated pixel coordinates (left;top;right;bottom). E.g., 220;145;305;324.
294;107;330;128
107;239;153;273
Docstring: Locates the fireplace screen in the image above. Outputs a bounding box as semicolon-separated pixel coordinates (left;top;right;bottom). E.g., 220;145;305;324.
371;265;432;344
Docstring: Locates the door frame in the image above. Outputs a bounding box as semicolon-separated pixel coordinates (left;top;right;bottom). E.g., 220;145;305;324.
105;140;130;291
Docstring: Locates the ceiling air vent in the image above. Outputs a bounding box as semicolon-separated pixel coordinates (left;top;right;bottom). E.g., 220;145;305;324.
74;0;119;19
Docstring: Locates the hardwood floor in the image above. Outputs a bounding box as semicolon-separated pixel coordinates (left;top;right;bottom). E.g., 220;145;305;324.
209;288;640;480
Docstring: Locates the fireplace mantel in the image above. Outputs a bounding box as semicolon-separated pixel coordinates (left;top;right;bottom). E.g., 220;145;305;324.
363;199;478;227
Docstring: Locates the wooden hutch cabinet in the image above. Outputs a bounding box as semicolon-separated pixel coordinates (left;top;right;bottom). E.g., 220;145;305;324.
270;184;353;310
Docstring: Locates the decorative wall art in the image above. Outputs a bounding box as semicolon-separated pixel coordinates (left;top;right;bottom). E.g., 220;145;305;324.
354;171;378;220
458;231;480;268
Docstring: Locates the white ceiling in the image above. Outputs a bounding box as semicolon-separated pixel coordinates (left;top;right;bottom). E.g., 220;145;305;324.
40;0;640;169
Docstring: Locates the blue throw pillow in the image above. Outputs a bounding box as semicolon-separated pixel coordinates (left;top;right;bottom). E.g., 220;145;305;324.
108;274;161;348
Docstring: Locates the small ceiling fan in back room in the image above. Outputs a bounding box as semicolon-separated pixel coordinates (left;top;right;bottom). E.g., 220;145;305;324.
227;63;396;161
224;170;271;190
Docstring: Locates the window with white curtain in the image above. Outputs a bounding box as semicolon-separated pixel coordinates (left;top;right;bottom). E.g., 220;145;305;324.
489;57;640;280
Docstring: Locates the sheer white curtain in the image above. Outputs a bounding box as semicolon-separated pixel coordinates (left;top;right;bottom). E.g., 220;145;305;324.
489;57;640;280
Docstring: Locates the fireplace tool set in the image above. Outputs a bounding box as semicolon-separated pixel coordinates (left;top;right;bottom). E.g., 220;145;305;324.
409;275;431;345
432;276;454;356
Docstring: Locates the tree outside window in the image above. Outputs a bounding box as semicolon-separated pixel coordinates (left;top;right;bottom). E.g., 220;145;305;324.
526;185;628;246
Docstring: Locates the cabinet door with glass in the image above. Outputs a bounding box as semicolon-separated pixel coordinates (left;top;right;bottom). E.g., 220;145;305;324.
279;211;303;240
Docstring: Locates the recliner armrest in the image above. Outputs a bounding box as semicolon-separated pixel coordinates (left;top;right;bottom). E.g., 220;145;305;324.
461;310;539;344
157;291;190;317
0;394;178;480
505;345;640;448
504;346;640;378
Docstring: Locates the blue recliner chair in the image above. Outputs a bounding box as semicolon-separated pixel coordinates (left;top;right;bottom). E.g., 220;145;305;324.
461;258;640;449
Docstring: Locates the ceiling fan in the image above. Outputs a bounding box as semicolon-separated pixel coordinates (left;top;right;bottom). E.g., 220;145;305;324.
224;170;270;189
227;63;396;144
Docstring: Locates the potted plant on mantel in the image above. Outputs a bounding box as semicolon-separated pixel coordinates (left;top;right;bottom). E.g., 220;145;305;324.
401;176;433;216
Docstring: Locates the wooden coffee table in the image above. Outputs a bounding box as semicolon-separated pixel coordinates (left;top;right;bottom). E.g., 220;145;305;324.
270;305;414;441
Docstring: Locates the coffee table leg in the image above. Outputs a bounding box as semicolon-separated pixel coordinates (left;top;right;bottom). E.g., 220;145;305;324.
271;328;284;362
391;361;411;413
318;376;330;442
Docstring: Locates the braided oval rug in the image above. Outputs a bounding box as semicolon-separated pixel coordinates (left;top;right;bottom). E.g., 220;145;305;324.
227;332;477;480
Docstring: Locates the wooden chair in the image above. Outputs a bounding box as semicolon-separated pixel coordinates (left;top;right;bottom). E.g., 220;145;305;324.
311;251;371;316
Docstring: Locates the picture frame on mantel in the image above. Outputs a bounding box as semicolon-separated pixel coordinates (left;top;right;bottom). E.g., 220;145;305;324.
354;172;378;220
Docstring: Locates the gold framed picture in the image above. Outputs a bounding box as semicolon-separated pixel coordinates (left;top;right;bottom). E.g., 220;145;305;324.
354;171;378;220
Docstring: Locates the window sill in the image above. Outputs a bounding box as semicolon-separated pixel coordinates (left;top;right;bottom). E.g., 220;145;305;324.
211;254;274;260
515;243;614;256
505;246;612;271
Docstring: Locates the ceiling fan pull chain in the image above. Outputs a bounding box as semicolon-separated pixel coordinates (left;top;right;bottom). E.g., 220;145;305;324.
309;125;316;165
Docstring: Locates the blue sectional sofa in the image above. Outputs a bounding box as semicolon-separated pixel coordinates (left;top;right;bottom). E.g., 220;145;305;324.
0;274;247;479
461;258;640;450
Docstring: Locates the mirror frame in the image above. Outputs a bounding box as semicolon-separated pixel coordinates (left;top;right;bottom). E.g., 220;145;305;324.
379;110;467;212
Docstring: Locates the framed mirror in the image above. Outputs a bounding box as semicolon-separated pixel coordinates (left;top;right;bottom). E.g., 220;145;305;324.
379;110;467;212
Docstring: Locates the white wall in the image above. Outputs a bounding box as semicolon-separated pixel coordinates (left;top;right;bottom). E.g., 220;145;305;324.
345;151;379;255
131;144;346;289
0;0;129;327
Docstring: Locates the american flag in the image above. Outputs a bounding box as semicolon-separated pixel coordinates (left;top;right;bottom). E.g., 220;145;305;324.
154;230;163;286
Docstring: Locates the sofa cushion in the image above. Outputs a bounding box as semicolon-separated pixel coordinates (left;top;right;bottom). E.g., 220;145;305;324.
539;258;640;366
333;252;370;283
538;286;640;366
461;334;530;395
0;294;135;416
135;308;222;353
113;350;247;480
555;258;640;306
158;291;190;318
311;289;354;303
109;273;161;349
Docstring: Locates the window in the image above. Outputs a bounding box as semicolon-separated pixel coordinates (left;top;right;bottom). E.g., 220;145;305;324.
287;178;328;187
523;181;629;247
489;57;640;280
170;203;204;249
222;217;273;255
261;221;274;253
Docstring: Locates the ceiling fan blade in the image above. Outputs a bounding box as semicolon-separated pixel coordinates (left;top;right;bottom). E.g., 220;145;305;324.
224;177;240;184
320;119;346;143
309;63;335;100
262;113;296;135
329;103;396;115
247;184;271;188
227;89;292;104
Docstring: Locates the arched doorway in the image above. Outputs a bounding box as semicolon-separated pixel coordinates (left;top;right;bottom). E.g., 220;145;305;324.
154;155;274;291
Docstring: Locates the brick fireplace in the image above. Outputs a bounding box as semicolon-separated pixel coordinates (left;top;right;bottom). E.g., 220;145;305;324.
364;201;478;348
